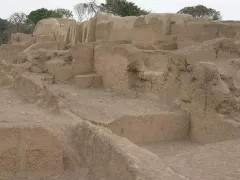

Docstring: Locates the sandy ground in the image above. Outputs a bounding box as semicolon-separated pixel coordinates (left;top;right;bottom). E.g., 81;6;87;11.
48;84;174;124
139;139;240;180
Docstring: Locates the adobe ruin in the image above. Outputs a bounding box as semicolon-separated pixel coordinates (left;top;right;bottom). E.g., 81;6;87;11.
1;12;240;179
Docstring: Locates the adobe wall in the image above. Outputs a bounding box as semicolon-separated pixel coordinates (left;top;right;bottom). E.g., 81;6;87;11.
94;43;146;93
0;44;27;63
77;12;191;43
72;121;186;180
64;13;240;44
69;43;94;75
108;112;189;143
10;33;36;46
0;124;63;179
22;13;240;48
64;22;83;45
95;12;193;42
88;37;240;143
7;14;240;144
171;20;240;42
34;19;59;35
189;62;240;143
33;13;240;46
34;18;76;43
63;12;194;44
157;39;240;143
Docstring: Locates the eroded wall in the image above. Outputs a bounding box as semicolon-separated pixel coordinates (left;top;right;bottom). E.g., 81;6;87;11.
6;13;240;145
0;44;27;64
158;39;240;143
0;124;63;179
91;37;240;143
72;121;187;180
94;43;145;92
171;20;240;42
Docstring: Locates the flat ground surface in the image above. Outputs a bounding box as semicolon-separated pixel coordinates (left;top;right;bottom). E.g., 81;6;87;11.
139;140;202;158
48;84;175;124
139;140;240;180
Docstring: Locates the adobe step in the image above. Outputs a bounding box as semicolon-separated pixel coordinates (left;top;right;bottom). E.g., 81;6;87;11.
75;73;102;88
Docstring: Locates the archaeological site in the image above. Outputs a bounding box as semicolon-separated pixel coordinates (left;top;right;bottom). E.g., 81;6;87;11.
1;11;240;179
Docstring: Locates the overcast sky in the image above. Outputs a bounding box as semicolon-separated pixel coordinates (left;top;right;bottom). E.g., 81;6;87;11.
1;0;239;20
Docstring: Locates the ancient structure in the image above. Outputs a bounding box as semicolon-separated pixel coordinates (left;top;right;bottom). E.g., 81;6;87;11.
1;12;240;179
